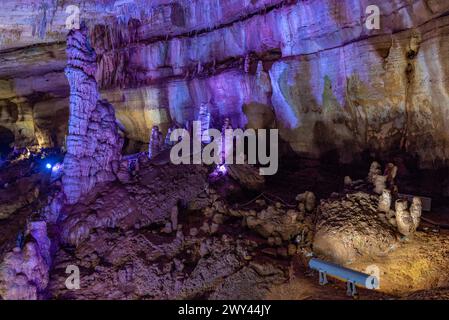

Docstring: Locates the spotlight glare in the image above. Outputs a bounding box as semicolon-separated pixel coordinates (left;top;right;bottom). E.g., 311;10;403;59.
218;165;227;174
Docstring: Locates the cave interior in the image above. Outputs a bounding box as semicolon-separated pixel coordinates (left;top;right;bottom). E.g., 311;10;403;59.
1;0;449;300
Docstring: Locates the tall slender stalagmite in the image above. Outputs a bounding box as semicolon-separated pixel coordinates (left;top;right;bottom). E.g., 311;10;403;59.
63;24;123;204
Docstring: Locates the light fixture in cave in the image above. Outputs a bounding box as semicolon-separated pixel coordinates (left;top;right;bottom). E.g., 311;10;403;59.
208;164;228;181
217;164;227;174
45;162;62;173
51;163;62;173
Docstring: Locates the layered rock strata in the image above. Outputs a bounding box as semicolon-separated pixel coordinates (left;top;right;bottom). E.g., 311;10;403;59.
1;1;449;169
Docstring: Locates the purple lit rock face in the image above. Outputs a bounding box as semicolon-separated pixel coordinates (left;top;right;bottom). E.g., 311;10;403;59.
1;0;449;302
62;24;123;204
0;222;51;300
1;0;448;166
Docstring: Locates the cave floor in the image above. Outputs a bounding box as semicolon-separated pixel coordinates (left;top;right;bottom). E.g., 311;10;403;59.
261;157;449;299
266;228;449;300
1;154;449;300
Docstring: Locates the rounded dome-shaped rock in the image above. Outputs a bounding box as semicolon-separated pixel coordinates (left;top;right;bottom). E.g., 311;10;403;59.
313;192;398;264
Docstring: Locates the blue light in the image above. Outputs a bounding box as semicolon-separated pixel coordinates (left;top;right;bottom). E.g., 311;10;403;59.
46;163;52;169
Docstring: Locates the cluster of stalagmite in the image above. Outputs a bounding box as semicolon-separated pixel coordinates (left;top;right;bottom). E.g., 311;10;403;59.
62;24;123;204
369;161;422;237
395;198;422;237
315;160;424;264
368;161;398;195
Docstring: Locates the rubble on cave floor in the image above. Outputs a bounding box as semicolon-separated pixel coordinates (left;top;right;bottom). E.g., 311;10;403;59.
47;162;295;300
46;158;449;300
2;152;449;300
0;148;63;256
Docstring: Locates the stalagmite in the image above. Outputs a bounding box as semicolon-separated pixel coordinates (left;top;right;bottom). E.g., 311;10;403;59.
62;24;123;204
0;221;51;300
410;197;422;228
344;176;352;186
296;191;316;212
373;174;387;195
221;118;233;164
384;163;398;190
244;54;250;73
256;60;263;79
368;161;382;183
378;189;392;213
395;199;416;237
148;125;164;159
165;123;182;147
171;206;179;231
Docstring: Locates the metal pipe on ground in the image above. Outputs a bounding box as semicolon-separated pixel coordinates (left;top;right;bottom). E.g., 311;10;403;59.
309;258;379;296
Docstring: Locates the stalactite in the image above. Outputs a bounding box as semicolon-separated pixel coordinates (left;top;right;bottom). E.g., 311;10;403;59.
198;103;211;144
244;54;250;73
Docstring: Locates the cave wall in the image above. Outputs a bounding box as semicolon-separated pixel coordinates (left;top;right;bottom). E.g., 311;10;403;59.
0;0;449;167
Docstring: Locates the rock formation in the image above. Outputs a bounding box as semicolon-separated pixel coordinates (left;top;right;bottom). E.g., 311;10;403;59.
368;162;382;183
0;221;51;300
44;163;293;300
373;175;387;195
314;192;398;264
368;161;398;195
395;199;420;237
384;163;398;189
296;191;316;213
2;0;449;302
1;1;449;173
226;164;265;191
378;189;392;213
60;162;208;246
410;197;422;228
62;24;123;204
148;125;164;159
198;103;211;144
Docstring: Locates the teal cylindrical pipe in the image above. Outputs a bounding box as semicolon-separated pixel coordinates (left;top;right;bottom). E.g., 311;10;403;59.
309;258;379;289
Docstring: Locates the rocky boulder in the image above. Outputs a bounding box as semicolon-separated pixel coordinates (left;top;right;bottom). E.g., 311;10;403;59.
313;192;399;264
